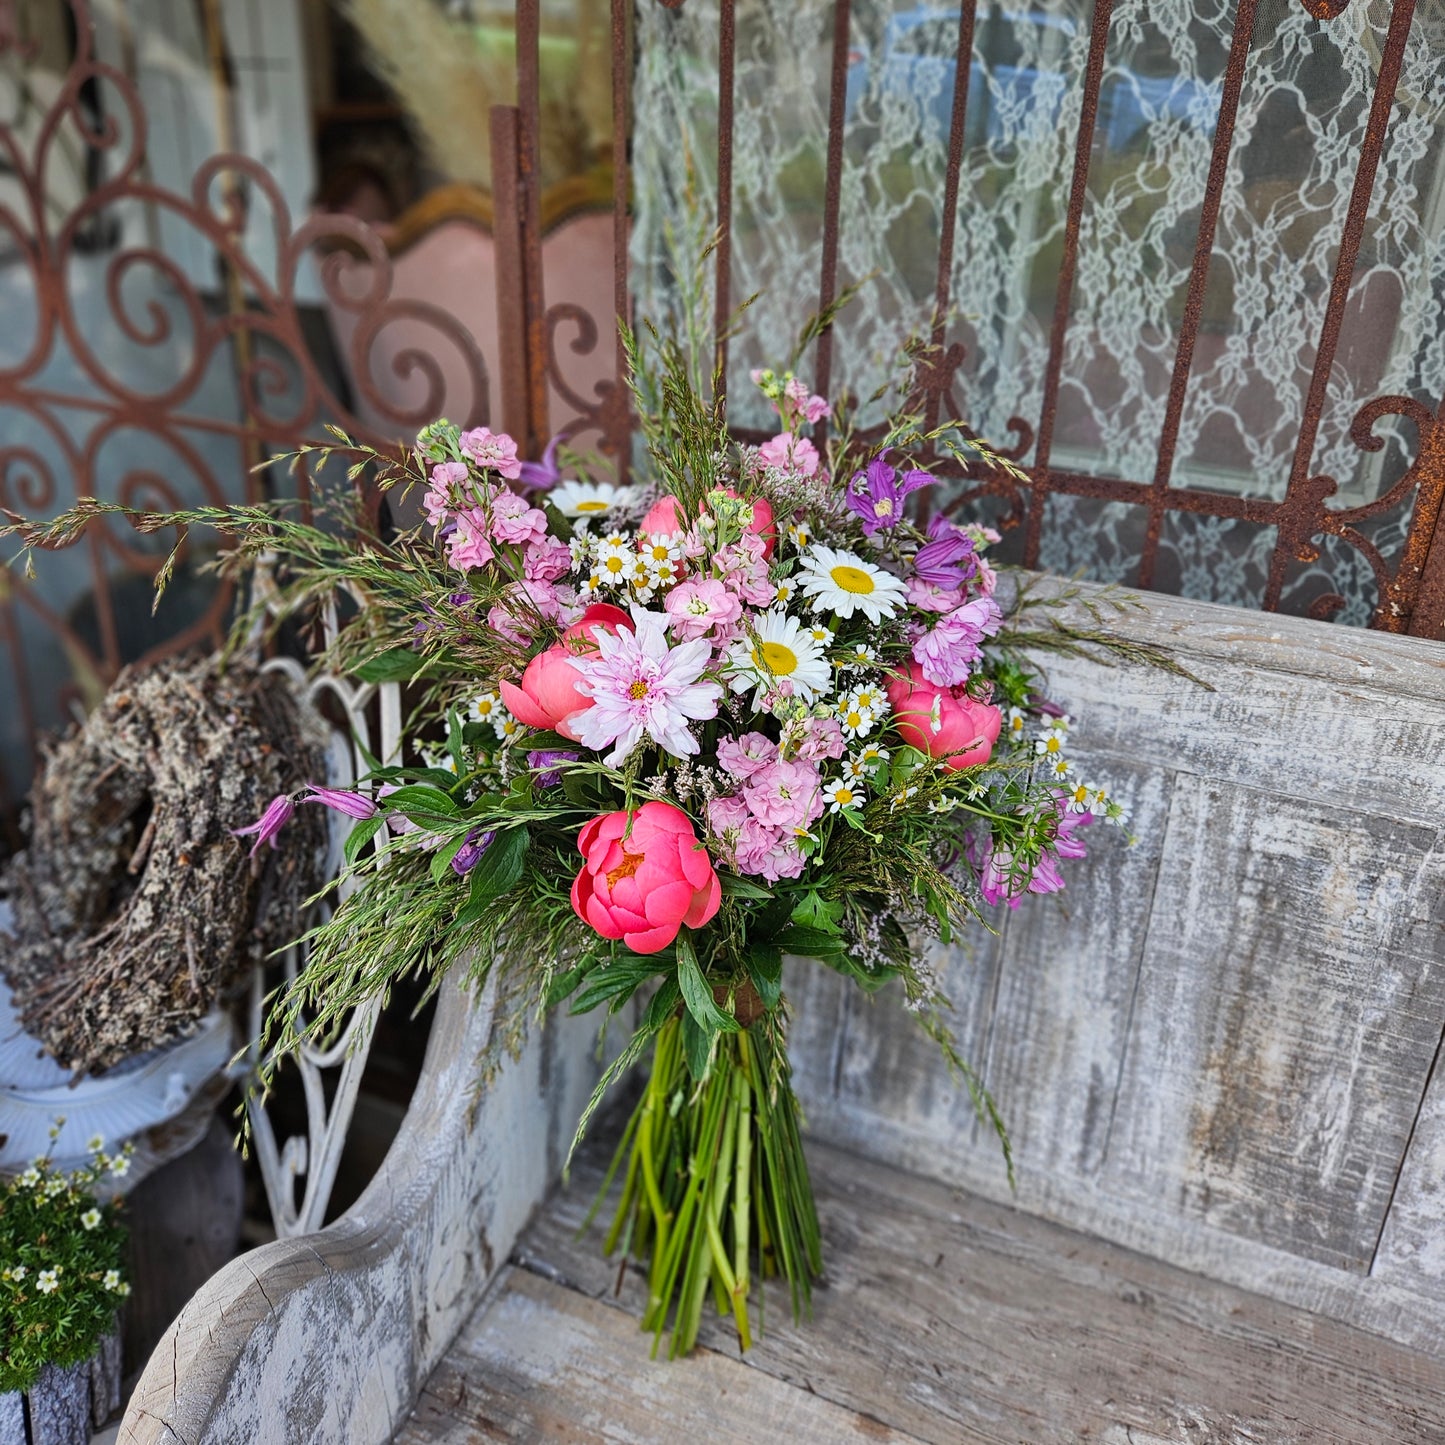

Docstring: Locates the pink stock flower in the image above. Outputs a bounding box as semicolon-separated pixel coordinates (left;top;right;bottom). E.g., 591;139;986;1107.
906;576;966;614
232;793;294;858
758;432;819;477
739;824;806;881
796;716;846;762
489;579;566;645
425;461;470;527
664;577;743;641
489;490;548;547
446;508;495;571
524;536;573;582
886;662;1002;771
743;757;824;831
975;556;998;596
911;596;1004;688
716;731;778;780
781;376;830;427
715;534;775;606
570;802;721;954
570;608;723;765
459;426;522;479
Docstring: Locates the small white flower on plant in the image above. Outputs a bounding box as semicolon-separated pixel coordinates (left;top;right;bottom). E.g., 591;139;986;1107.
638;532;683;569
597;550;639;587
1036;727;1067;758
788;521;812;549
468;691;505;725
42;1177;66;1199
1046;755;1073;783
808;624;833;647
550;480;631;518
36;1268;60;1295
1066;781;1093;813
797;546;907;623
838;641;876;671
109;1154;131;1179
18;1167;40;1189
1005;706;1027;741
494;715;524;743
5;1265;27;1282
87;1134;105;1153
774;581;796;606
571;607;723;766
725;611;833;706
823;778;863;812
837;693;878;739
103;1270;131;1296
81;1208;102;1231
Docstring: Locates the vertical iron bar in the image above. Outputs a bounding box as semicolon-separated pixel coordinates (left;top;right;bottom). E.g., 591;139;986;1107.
813;0;853;438
1263;0;1417;611
924;1;978;433
1022;0;1114;568
490;104;530;445
1396;400;1445;637
713;0;737;395
517;0;548;455
1138;0;1259;589
611;0;632;479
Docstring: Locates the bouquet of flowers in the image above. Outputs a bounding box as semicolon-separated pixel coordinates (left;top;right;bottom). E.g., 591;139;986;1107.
1;1127;132;1394
5;322;1178;1359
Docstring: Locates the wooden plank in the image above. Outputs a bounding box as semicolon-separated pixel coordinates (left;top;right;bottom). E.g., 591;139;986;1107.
1102;777;1445;1271
397;1267;923;1445
509;1136;1445;1445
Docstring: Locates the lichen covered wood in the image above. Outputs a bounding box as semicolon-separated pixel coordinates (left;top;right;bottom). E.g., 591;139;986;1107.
0;653;326;1073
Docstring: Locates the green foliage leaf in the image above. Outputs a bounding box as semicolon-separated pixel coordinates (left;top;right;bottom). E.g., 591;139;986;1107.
352;647;423;683
343;815;384;868
790;891;843;934
770;923;846;959
719;874;773;900
380;785;458;830
680;1009;714;1081
676;932;739;1035
643;975;683;1030
746;941;783;1011
429;832;470;883
455;827;529;925
571;951;671;1014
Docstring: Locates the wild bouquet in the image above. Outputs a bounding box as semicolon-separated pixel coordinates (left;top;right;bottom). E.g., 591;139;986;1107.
5;322;1178;1359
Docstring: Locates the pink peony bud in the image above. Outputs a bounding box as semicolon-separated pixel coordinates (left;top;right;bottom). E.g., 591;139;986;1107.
886;662;1002;771
569;801;721;954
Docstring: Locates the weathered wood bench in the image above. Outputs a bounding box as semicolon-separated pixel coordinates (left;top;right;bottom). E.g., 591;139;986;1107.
118;583;1445;1443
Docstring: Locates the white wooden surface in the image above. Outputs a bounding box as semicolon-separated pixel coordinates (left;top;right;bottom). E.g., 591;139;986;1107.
119;582;1445;1437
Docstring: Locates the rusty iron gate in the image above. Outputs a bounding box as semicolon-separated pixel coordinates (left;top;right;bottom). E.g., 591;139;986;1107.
2;0;1444;836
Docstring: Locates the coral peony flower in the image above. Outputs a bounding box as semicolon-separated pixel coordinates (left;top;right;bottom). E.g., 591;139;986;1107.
563;602;634;648
499;644;592;740
643;489;776;557
886;662;1002;770
570;801;721;953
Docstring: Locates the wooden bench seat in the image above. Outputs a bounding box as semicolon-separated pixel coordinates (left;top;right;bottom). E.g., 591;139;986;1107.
398;1134;1445;1445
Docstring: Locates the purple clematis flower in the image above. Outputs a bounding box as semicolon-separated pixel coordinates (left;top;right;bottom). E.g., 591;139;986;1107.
526;749;579;788
451;829;496;875
232;794;295;858
517;432;565;490
844;456;933;535
913;514;979;588
301;784;379;820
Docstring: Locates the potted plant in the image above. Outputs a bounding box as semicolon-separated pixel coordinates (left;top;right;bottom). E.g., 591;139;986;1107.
0;1129;132;1442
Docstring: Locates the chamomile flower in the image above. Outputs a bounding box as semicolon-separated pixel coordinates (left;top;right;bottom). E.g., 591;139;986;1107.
889;785;920;811
468;691;505;726
1005;706;1028;743
823;778;863;812
597;549;639;588
36;1268;60;1294
638;531;684;570
837;641;876;671
550;480;631;519
578;571;604;597
725;611;833;706
797;546;907;623
855;742;890;768
81;1208;102;1231
1035;726;1068;758
849;683;886;717
493;715;525;743
1045;755;1073;783
1066;780;1093;813
837;692;878;739
774;580;796;607
788;521;813;549
808;624;834;647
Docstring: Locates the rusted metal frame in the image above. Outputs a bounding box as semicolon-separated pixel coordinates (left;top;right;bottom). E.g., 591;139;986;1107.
517;0;549;456
1393;398;1445;638
811;0;853;440
1262;0;1417;614
610;0;633;479
922;1;979;436
490;105;531;447
1412;495;1445;638
1138;0;1261;589
1022;0;1115;568
712;0;737;395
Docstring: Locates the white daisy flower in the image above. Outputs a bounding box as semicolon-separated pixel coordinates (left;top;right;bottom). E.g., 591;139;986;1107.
578;572;604;597
797;546;907;623
36;1269;61;1295
550;480;632;519
1066;780;1093;813
468;691;505;725
889;785;920;811
855;742;890;770
82;1208;102;1231
725;611;833;706
597;550;639;587
774;581;796;606
823;778;863;813
788;521;813;549
1046;755;1073;783
838;641;877;671
808;624;834;647
1035;728;1067;758
596;530;632;556
849;683;887;717
638;531;683;568
1005;706;1027;742
493;715;525;743
837;694;877;739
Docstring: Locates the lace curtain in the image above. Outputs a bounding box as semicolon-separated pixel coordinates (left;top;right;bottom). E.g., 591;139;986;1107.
630;0;1445;623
